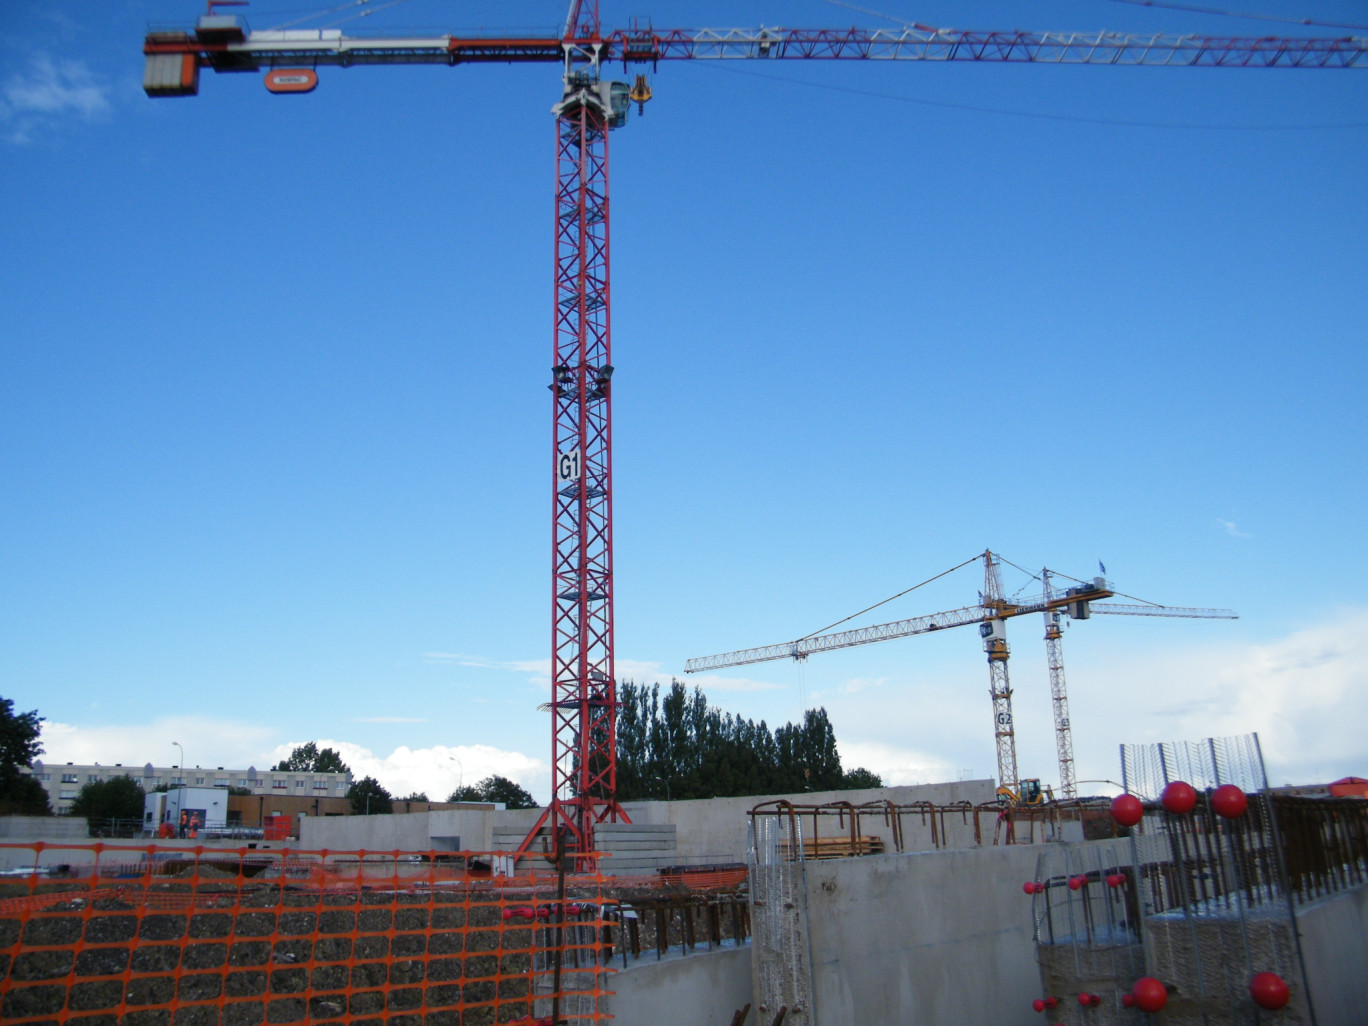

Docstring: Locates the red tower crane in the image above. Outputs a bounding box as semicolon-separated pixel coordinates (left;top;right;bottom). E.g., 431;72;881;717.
143;3;1362;863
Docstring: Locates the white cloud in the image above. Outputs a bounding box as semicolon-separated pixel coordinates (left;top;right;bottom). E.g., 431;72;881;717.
837;675;890;695
1216;518;1252;539
38;716;277;771
835;738;958;786
38;719;550;803
36;613;1367;810
801;609;1368;796
1;53;110;143
1095;610;1368;785
668;671;782;693
267;739;549;803
424;652;550;689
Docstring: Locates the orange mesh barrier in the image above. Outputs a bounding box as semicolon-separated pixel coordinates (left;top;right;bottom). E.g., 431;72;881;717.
0;842;614;1024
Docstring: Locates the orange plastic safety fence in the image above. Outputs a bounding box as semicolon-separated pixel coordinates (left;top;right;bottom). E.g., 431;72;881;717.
0;843;614;1024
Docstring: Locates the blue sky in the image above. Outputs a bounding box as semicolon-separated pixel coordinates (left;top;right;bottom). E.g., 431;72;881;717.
2;1;1365;802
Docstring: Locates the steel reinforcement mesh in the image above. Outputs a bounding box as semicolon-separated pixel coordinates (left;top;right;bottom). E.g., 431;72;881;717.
1120;733;1268;801
0;843;613;1025
747;807;813;1026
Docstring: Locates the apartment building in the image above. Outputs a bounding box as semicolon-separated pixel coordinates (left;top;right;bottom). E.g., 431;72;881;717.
26;760;352;815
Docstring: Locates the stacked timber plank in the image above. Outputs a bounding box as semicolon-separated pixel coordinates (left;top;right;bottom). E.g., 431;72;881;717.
779;835;885;860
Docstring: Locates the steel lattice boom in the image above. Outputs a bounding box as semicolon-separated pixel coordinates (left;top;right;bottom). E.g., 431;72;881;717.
682;575;1114;674
1092;602;1238;618
142;25;1368;73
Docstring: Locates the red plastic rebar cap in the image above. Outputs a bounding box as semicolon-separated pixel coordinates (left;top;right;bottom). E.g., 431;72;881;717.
1121;992;1136;1008
1111;792;1144;826
1161;780;1197;815
1211;783;1249;819
1024;881;1039;894
1132;977;1168;1013
1250;971;1290;1010
1033;999;1046;1013
1068;875;1087;890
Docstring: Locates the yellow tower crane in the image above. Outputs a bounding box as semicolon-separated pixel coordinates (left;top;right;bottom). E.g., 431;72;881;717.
685;550;1235;802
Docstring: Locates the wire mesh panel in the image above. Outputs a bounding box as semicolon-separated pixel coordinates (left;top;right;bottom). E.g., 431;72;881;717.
748;808;814;1025
1120;733;1267;801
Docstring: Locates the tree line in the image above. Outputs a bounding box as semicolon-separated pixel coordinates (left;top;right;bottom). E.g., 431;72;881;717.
613;679;881;801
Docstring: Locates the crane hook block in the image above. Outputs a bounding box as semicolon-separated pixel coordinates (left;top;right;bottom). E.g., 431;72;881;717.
630;74;652;113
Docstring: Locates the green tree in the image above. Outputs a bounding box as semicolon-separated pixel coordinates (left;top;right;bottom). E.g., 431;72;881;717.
69;776;145;833
0;697;49;816
613;679;873;802
273;742;350;775
347;776;392;815
445;776;537;809
398;791;429;802
474;775;538;809
841;767;884;789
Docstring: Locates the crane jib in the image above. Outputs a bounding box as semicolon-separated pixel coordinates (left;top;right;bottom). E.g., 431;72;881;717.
683;582;1124;673
143;26;1368;72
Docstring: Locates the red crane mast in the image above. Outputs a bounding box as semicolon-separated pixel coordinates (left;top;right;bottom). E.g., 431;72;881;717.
143;4;1365;866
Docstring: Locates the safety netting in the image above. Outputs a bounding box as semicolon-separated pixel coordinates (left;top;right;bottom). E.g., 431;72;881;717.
0;843;616;1025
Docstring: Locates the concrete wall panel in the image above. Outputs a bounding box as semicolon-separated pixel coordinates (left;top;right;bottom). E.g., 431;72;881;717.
607;946;751;1026
1296;883;1368;1025
802;840;1128;1026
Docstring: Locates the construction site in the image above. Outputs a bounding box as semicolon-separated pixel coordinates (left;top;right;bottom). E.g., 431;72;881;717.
2;0;1365;1024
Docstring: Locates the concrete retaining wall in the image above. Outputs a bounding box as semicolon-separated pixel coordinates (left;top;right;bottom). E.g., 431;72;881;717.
607;946;751;1026
801;838;1130;1026
0;818;88;840
1297;883;1368;1025
296;780;998;866
624;780;998;865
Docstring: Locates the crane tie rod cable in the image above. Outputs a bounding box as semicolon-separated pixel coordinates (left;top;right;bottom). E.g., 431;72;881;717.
798;552;982;642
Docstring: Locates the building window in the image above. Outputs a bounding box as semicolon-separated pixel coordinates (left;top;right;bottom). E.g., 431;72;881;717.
34;772;49;781
61;773;78;784
273;780;287;789
172;777;185;786
59;790;77;800
294;781;305;790
313;781;328;790
195;777;205;785
215;778;229;787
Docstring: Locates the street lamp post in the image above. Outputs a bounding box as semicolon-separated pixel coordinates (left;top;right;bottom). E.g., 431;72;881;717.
172;742;184;779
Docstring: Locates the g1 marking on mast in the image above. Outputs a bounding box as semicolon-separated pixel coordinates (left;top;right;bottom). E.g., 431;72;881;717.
557;449;582;483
